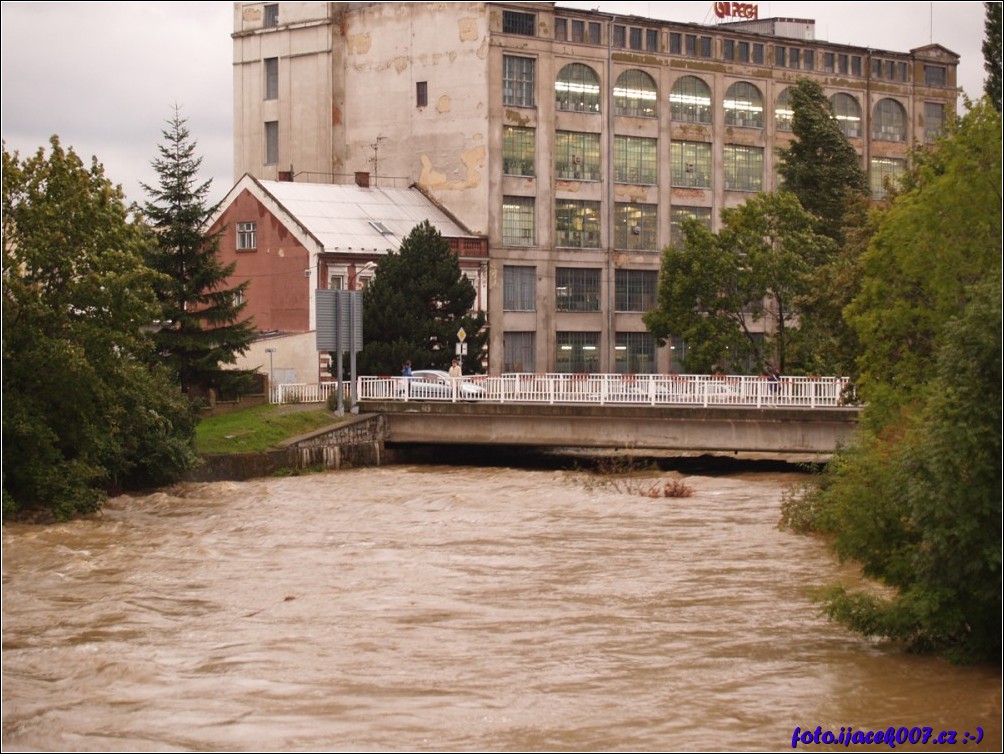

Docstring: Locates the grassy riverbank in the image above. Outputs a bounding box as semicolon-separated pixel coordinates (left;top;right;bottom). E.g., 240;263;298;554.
195;403;343;455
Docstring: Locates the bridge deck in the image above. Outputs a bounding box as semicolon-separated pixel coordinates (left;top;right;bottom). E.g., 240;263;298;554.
364;400;860;457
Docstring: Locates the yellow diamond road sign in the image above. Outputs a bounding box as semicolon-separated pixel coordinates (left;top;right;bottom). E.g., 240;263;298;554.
457;327;467;342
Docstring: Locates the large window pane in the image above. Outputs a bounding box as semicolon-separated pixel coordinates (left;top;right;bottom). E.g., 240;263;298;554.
775;88;793;132
555;200;601;248
555;63;601;113
831;93;861;138
924;65;947;86
670;141;712;188
556;332;600;373
503;55;535;107
872;98;907;142
503;331;535;372
670;206;712;247
614;69;657;118
615;332;656;374
502;196;535;246
503;265;536;311
264;121;279;165
264;57;278;100
555;131;601;181
556;268;601;312
503;10;535;36
670;75;712;123
924;102;945;143
613;136;657;184
503;126;535;176
724;81;763;128
870;156;906;200
723;145;763;191
615;269;657;311
614;203;657;250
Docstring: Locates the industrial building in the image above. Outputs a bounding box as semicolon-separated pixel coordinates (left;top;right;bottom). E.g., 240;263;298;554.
227;1;959;376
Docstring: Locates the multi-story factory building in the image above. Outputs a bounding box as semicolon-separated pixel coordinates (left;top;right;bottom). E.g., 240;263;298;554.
230;2;959;374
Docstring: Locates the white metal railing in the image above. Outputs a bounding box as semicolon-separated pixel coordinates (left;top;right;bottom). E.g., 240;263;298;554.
269;374;854;408
337;373;854;408
269;382;341;405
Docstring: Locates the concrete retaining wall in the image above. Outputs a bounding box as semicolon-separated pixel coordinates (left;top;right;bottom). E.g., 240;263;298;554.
186;414;387;482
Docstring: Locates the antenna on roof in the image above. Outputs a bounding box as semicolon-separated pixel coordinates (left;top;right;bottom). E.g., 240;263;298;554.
369;136;387;187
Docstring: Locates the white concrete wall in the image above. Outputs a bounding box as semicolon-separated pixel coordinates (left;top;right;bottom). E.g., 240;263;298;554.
232;331;321;385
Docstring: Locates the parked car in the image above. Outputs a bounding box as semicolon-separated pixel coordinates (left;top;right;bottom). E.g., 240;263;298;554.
398;370;485;400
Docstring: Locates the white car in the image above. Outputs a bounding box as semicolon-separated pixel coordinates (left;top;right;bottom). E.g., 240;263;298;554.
399;370;485;400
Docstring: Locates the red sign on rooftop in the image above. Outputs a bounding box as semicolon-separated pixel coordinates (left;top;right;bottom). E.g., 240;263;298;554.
714;2;759;20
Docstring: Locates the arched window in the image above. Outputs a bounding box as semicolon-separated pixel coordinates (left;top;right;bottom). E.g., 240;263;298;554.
670;75;712;124
613;69;657;118
774;88;793;132
872;98;907;141
830;93;862;138
555;63;601;113
724;81;763;128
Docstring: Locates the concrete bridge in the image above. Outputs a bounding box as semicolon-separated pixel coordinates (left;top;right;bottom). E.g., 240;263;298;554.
360;400;860;460
268;373;859;461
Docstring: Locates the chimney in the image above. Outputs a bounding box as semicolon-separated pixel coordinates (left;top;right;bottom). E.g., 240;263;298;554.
355;171;370;188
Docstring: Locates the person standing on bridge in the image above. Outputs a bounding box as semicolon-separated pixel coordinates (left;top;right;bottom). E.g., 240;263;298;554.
402;360;412;377
767;366;781;396
448;359;463;400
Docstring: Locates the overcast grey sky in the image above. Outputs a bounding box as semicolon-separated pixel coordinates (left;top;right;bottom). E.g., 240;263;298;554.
1;2;990;208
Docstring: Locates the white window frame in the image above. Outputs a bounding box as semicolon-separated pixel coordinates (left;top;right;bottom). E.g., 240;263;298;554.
237;222;257;250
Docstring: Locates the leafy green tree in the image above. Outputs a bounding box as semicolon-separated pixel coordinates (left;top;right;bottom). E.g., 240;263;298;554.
793;275;1001;663
358;220;486;375
984;1;1002;111
846;99;1002;429
3;138;198;520
780;101;1003;664
776;78;869;246
645;192;835;373
785;190;877;377
142;107;255;396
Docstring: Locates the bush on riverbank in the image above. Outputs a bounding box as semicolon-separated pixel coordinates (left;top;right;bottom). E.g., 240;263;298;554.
779;102;1002;665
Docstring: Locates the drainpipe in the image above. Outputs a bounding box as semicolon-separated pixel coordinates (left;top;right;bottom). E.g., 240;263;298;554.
605;14;616;373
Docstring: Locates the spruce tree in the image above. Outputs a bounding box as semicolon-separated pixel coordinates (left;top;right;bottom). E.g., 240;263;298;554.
776;79;869;246
357;220;486;375
142;107;255;396
984;1;1002;112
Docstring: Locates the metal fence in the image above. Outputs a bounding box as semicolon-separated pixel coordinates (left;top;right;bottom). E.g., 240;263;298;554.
269;381;342;406
266;373;854;408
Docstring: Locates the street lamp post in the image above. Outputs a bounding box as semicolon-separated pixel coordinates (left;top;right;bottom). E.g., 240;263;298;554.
265;348;276;397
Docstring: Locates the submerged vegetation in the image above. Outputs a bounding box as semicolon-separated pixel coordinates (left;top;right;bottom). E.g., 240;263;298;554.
579;456;695;499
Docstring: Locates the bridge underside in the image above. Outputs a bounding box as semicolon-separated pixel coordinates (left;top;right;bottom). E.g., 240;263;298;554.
364;401;860;458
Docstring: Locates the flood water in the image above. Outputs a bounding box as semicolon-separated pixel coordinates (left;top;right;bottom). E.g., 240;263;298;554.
2;465;1000;751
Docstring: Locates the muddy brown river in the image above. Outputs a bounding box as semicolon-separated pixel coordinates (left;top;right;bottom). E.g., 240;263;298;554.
2;465;1000;751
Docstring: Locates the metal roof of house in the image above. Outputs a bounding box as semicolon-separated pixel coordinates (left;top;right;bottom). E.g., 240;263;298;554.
254;179;477;253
